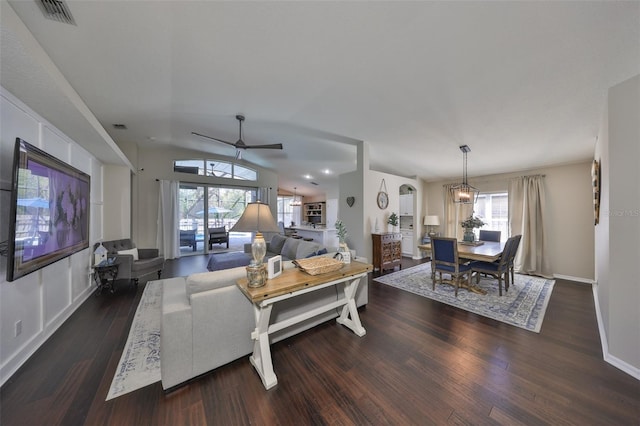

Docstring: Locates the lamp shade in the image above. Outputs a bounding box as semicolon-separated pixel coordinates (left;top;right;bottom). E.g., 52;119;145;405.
424;215;440;226
230;202;281;234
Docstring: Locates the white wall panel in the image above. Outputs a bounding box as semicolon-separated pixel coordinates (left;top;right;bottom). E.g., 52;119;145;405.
0;88;100;385
41;124;68;161
42;259;71;327
71;250;91;301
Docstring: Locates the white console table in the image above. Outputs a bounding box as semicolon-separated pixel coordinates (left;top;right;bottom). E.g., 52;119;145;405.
236;261;372;390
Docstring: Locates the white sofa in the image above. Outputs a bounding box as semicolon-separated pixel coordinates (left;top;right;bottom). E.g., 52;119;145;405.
160;260;368;390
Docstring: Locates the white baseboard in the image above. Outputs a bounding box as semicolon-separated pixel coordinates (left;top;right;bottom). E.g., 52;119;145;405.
591;283;640;380
552;273;594;284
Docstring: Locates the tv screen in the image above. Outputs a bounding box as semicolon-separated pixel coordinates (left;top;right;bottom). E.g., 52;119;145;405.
6;138;90;281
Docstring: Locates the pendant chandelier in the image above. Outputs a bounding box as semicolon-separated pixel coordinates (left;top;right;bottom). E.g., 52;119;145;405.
451;145;480;204
290;187;302;206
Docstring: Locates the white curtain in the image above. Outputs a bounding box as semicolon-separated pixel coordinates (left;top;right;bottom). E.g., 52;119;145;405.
508;175;552;277
443;183;473;240
157;180;181;260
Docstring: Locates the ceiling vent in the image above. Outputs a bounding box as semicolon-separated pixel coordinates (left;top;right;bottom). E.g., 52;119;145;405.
112;124;128;130
38;0;76;25
310;182;319;186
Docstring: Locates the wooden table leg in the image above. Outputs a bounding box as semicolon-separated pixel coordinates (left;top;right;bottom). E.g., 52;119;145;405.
336;277;366;337
249;304;277;390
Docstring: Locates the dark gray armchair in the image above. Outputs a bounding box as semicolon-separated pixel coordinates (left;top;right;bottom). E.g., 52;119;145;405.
98;239;164;285
208;226;229;249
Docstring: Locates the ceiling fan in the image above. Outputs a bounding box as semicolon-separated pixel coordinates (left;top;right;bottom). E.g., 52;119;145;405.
192;114;283;159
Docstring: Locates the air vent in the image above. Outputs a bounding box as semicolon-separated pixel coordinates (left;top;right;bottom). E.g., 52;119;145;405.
310;182;319;186
112;124;128;130
38;0;76;25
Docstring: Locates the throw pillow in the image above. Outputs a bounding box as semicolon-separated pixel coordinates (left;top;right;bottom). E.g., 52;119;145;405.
296;241;320;259
304;247;328;258
281;238;300;260
269;234;287;255
117;247;139;261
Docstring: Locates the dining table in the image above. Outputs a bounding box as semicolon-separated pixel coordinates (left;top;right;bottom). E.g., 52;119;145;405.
417;240;506;294
418;240;505;262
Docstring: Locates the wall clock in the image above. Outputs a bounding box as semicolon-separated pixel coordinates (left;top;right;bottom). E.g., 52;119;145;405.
591;159;601;225
377;179;389;209
377;191;388;209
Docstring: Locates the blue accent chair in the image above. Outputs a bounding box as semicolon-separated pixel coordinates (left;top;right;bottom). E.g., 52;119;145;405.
507;234;522;285
469;235;519;296
431;237;473;297
478;229;501;242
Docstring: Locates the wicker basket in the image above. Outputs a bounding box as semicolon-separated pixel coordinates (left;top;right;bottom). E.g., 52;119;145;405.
294;257;344;275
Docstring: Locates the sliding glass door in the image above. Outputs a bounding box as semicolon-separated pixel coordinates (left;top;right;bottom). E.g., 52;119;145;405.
178;184;257;255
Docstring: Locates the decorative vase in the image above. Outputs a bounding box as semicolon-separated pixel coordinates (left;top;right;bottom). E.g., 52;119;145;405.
463;228;475;242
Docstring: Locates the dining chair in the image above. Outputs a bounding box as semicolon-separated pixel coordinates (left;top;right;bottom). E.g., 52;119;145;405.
431;237;473;297
507;234;522;287
469;236;517;296
478;230;501;242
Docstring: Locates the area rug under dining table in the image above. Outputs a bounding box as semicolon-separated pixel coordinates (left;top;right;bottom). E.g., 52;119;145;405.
374;262;555;332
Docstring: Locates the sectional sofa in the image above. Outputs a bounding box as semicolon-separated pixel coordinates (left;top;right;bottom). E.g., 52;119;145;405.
160;256;368;390
245;233;329;261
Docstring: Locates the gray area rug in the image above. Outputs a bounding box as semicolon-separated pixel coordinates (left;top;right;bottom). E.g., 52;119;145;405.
106;280;162;400
374;262;555;332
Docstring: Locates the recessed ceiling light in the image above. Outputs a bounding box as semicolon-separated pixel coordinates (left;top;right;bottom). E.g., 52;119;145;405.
303;174;313;180
322;169;332;175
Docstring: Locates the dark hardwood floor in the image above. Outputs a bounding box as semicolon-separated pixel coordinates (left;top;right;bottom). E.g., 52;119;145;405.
1;255;638;425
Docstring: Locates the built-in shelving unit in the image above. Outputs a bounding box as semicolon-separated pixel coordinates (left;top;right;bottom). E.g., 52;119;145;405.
304;202;326;225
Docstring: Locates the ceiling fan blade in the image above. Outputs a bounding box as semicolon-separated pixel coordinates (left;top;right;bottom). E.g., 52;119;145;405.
191;132;237;148
244;143;284;150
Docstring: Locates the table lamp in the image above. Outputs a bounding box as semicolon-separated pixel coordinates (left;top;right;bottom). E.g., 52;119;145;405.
230;202;281;286
424;215;440;237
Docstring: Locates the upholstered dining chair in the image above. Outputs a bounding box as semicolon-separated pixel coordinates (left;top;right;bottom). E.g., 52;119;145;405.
507;234;522;287
431;237;473;297
469;235;518;296
478;230;501;242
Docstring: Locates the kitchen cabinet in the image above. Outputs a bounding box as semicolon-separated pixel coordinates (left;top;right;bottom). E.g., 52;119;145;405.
401;230;414;256
372;233;402;272
304;202;325;225
399;194;413;216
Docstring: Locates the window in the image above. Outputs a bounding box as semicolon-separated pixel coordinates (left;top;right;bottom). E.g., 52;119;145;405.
277;196;294;227
173;159;257;181
474;192;508;241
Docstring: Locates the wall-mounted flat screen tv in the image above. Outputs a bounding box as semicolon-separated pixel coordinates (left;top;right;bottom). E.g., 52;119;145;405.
6;138;90;281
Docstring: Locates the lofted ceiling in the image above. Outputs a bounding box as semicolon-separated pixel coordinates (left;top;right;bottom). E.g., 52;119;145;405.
2;0;639;197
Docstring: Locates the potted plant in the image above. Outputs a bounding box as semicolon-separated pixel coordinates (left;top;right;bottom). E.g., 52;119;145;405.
335;219;351;263
335;219;348;250
460;214;486;242
388;212;399;232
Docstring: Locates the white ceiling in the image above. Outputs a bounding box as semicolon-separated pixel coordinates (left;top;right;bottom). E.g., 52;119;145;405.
3;1;639;197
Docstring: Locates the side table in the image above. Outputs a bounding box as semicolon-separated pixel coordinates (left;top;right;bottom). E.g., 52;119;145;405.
93;263;118;295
